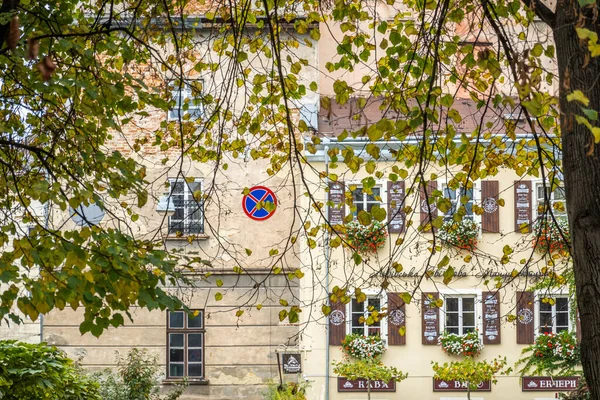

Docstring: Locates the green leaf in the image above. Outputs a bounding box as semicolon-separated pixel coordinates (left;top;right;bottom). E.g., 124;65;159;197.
215;292;223;301
357;210;372;226
567;90;590;106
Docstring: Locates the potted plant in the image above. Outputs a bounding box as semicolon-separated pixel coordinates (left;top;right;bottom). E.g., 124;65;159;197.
439;330;484;357
432;356;509;400
438;219;479;251
333;334;407;400
344;220;388;254
532;218;570;255
516;331;581;376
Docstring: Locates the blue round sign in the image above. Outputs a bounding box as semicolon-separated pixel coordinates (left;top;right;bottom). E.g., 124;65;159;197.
242;186;277;221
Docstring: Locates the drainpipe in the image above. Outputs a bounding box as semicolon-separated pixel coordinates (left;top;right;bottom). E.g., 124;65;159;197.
40;199;50;343
323;137;330;400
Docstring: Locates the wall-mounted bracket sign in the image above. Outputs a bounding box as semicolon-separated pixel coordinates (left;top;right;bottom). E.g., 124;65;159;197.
242;186;277;221
337;377;395;392
281;354;301;374
433;379;491;392
522;376;580;391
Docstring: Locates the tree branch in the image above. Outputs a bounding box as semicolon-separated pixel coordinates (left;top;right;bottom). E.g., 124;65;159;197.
520;0;556;28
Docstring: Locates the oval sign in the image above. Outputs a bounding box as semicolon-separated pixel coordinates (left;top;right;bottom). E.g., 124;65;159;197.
242;186;277;221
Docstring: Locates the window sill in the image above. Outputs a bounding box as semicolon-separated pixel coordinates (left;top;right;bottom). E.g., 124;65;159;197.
163;379;209;386
165;234;210;241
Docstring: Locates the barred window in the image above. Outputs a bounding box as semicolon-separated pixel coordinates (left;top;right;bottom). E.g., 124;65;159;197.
168;179;203;235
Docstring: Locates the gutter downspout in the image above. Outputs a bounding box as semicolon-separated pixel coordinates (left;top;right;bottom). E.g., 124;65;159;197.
323;137;330;400
40;200;51;343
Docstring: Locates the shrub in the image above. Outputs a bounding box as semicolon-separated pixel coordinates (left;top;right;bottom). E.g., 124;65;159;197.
432;357;509;400
438;219;479;251
341;334;385;360
439;330;483;357
516;331;580;376
344;220;388;254
0;340;100;400
263;381;309;400
93;348;187;400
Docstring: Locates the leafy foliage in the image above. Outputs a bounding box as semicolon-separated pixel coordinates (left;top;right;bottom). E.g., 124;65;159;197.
263;381;309;400
438;330;483;357
341;334;385;360
516;331;581;376
92;348;186;400
0;340;100;399
344;220;388;254
432;357;509;399
332;358;407;390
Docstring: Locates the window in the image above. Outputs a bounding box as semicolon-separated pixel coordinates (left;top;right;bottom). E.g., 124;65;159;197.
350;186;382;216
168;81;203;121
538;297;570;334
167;310;204;379
442;185;474;222
535;183;566;221
168;179;204;235
350;296;382;336
444;296;476;335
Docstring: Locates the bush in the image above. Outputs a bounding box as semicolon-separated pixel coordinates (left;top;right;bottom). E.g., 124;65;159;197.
263;381;309;400
532;218;570;255
93;348;187;400
439;330;483;357
516;331;580;376
0;340;100;400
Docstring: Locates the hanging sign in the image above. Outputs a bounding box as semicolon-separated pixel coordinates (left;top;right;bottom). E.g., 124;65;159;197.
282;354;301;374
242;186;277;221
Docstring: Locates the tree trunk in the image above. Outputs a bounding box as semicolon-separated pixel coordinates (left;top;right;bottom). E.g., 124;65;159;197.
367;379;371;400
554;2;600;399
467;381;471;400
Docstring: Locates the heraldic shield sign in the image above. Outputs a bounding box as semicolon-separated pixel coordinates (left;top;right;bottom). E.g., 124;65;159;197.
282;353;302;374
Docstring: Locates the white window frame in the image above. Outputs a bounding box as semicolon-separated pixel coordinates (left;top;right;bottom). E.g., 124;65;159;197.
347;181;384;219
533;291;572;336
168;178;204;236
533;181;567;222
168;80;204;121
345;290;388;342
439;289;483;337
439;181;481;225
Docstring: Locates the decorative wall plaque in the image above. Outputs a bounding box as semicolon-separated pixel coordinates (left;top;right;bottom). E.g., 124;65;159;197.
522;376;580;391
329;310;345;326
433;379;491;392
328;182;345;227
514;181;532;232
338;378;396;392
482;292;500;344
387;181;405;233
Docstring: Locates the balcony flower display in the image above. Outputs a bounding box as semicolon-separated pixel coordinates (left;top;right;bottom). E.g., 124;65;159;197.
344;220;388;254
438;219;479;252
516;331;580;376
439;330;484;357
532;219;570;255
341;334;386;360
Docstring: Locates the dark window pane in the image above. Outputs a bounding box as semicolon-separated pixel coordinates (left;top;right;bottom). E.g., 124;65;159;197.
188;313;203;328
462;298;475;311
352;298;364;312
463;326;475;334
540;326;552;334
557;326;568;333
351;327;363;334
540;302;552;311
188;349;202;362
188;333;203;348
447;327;459;334
367;327;380;336
446;312;459;327
557;312;568;327
463;312;475;327
446;298;459;311
188;364;203;377
556;298;569;312
169;312;184;329
170;349;184;362
540;312;553;328
368;298;381;311
352;189;363;201
170;363;184;377
170;333;184;347
352;313;363;326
